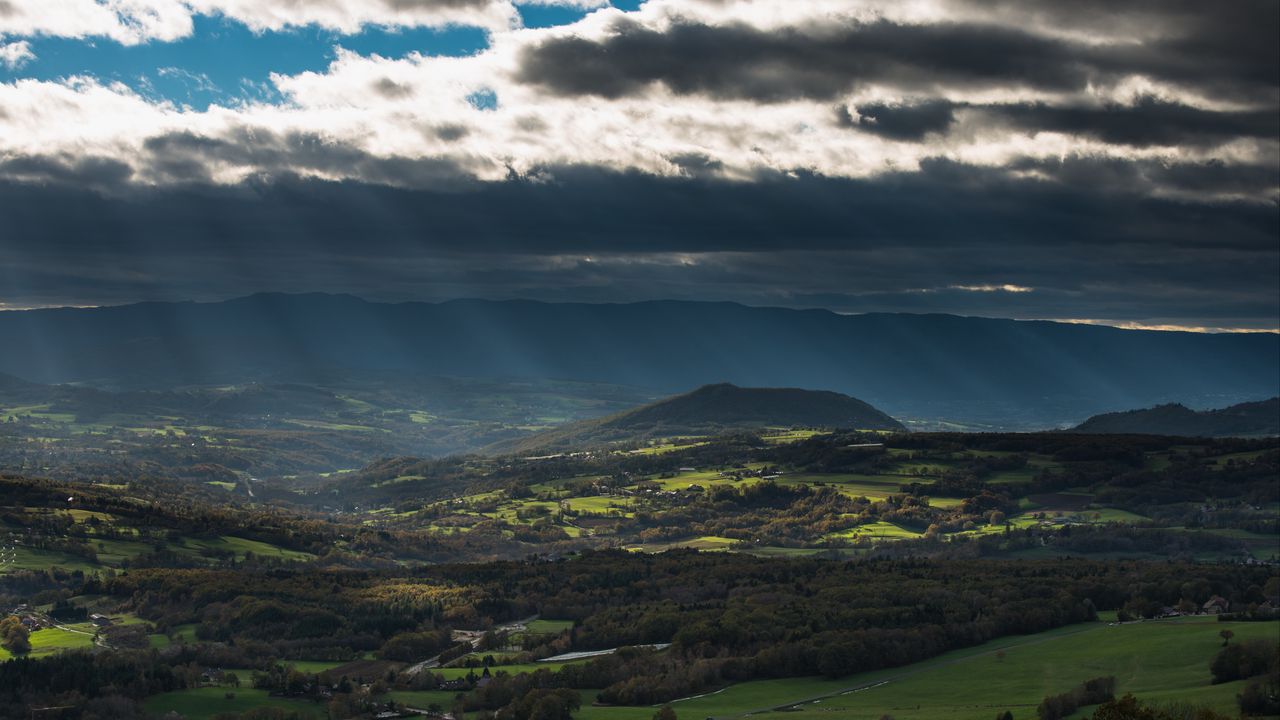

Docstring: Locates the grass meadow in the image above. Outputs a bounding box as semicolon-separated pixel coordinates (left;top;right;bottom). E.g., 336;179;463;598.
572;618;1278;720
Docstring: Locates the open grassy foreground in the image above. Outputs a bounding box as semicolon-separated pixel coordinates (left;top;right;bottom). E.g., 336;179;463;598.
142;686;324;720
387;689;465;710
574;618;1279;720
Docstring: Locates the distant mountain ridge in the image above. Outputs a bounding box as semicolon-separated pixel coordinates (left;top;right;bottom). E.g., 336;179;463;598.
1071;398;1279;437
0;293;1275;428
490;383;904;454
0;372;35;392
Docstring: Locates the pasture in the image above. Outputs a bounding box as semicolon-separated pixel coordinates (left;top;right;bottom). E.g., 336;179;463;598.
524;618;575;635
175;535;315;563
387;689;462;710
0;625;95;661
143;687;324;720
0;526;313;575
571;617;1278;720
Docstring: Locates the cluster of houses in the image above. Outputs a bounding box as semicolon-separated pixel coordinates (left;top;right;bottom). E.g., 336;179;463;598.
436;668;493;692
1153;594;1280;619
1156;595;1233;618
4;604;117;633
718;466;784;481
5;604;52;631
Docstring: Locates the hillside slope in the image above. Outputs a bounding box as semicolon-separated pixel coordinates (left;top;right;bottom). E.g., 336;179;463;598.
1071;398;1279;437
0;294;1275;428
489;383;904;454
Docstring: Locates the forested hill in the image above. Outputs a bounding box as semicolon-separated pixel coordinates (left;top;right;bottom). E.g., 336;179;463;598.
0;372;35;391
488;383;905;454
0;293;1276;428
1071;398;1280;437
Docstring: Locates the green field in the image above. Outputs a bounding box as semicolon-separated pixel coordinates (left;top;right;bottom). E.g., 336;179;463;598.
77;616;1280;719
436;661;576;679
0;625;96;661
387;689;463;710
92;537;156;564
176;535;316;562
827;520;924;541
0;545;99;574
573;618;1279;720
169;623;200;643
1201;528;1280;560
649;469;739;491
628;439;712;456
563;496;634;515
627;535;739;552
143;687;324;719
525;619;575;635
0;529;312;575
743;546;852;558
413;460;1175;551
285;659;349;674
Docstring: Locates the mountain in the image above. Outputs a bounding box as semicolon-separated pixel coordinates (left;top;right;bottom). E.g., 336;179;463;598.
0;293;1275;428
1070;398;1280;437
0;371;36;393
491;383;904;453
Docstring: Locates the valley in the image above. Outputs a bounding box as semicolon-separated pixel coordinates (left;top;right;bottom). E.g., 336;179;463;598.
0;394;1276;719
2;0;1278;717
0;355;1276;720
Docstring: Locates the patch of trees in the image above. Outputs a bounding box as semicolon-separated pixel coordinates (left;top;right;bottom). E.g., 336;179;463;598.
2;551;1276;716
1210;638;1278;684
494;687;580;720
1238;671;1280;716
1037;676;1115;720
1089;694;1230;720
0;649;185;712
49;598;89;622
0;615;31;654
380;628;454;662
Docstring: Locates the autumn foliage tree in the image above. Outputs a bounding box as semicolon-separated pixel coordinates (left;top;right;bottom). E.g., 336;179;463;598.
0;616;30;655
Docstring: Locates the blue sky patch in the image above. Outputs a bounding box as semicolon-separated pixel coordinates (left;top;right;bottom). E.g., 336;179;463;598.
0;1;646;110
516;4;594;29
0;17;490;109
466;88;500;111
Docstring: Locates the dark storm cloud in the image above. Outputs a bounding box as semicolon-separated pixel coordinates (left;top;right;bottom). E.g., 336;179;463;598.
372;77;414;98
1001;155;1280;200
985;98;1280;148
431;123;470;141
516;2;1278;104
140;128;486;188
836;101;957;141
3;155;1274;254
0;161;1275;326
517;19;1095;101
0;153;135;189
835;97;1280;147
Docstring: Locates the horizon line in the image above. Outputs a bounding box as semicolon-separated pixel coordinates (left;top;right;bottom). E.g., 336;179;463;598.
1;292;1277;335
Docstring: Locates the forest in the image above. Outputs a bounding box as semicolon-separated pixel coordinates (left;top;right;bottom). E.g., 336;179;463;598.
0;431;1276;719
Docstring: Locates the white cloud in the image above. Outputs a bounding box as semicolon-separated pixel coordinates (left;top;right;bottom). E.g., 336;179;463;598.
0;0;1273;198
951;284;1035;294
1056;319;1279;334
183;0;517;34
0;1;194;45
0;0;603;42
0;40;34;69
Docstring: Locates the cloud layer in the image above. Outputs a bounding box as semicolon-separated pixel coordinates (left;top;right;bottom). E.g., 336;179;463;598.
0;0;1275;329
0;0;604;41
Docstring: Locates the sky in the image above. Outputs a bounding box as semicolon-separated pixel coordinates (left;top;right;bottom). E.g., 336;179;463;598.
0;0;1276;331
